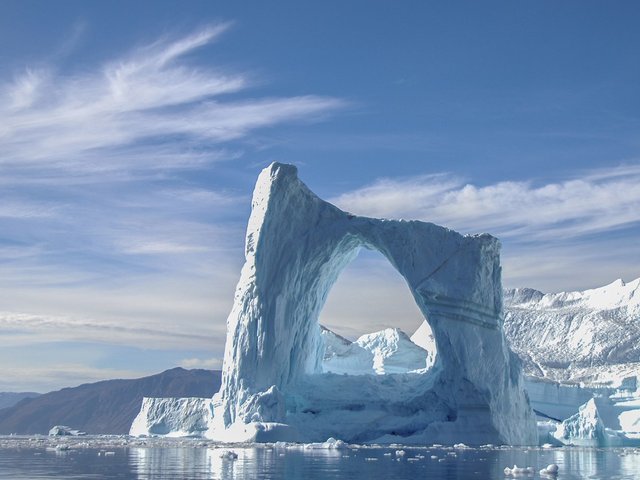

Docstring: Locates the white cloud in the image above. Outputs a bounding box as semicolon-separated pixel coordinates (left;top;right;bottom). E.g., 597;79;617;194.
329;164;640;293
0;364;148;393
331;164;640;241
0;310;214;350
0;24;343;176
180;357;224;369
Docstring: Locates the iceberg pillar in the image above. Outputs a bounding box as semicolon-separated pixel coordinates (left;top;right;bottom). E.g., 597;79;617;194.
210;162;537;445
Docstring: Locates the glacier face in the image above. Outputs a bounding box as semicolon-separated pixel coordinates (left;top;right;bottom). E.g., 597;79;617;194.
504;277;640;385
130;397;214;437
208;162;536;445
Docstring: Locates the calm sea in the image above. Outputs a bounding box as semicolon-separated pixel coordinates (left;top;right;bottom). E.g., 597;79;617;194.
0;437;639;479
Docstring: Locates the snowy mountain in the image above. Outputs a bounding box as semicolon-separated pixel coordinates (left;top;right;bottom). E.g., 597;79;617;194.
504;277;640;385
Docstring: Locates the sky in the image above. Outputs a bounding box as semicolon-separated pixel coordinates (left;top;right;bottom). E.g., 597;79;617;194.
1;1;639;391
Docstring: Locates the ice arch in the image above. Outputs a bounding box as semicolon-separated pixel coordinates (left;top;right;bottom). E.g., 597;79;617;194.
209;163;536;445
319;249;438;376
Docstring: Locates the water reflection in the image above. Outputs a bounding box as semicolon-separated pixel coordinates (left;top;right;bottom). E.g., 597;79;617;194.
129;445;350;479
1;438;639;480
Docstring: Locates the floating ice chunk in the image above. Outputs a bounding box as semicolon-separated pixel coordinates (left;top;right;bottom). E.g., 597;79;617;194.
395;449;406;456
220;450;238;460
49;425;85;436
540;463;559;476
324;437;347;449
303;437;347;450
504;464;534;476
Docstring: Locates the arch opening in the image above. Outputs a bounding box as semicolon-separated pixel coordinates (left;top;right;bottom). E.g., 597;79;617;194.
315;247;438;377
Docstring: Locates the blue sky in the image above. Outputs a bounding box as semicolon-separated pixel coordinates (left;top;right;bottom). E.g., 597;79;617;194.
1;1;639;391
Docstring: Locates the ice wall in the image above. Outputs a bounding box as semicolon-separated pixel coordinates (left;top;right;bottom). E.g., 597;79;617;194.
209;162;537;445
130;397;213;437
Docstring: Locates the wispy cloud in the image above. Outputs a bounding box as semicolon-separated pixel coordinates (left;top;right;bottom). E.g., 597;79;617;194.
0;24;347;391
0;304;225;351
331;164;640;241
0;23;343;177
329;164;640;292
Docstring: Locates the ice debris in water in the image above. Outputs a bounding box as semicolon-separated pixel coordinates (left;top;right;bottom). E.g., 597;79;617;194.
540;464;559;476
220;450;238;460
503;464;534;476
304;437;347;449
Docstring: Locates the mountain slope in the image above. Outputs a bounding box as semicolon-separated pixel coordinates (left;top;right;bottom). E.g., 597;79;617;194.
504;277;640;384
0;367;220;435
0;392;40;410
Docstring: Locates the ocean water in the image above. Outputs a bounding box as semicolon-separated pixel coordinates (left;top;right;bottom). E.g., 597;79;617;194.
1;437;639;479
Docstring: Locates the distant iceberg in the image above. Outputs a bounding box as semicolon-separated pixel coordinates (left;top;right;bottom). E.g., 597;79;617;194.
49;425;85;436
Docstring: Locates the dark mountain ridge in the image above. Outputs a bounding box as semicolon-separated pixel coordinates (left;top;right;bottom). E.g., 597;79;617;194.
0;392;41;410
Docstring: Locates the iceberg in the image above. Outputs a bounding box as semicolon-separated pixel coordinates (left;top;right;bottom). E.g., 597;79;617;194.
552;398;607;446
542;393;640;447
130;397;214;437
48;425;85;436
130;162;537;444
203;162;536;445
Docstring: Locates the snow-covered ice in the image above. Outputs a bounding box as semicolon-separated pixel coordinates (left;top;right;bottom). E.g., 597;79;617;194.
130;162;537;444
130;397;213;437
504;277;640;385
203;162;536;445
553;398;608;446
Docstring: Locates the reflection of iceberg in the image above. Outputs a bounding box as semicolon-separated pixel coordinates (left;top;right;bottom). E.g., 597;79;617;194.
132;162;537;445
129;446;210;478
